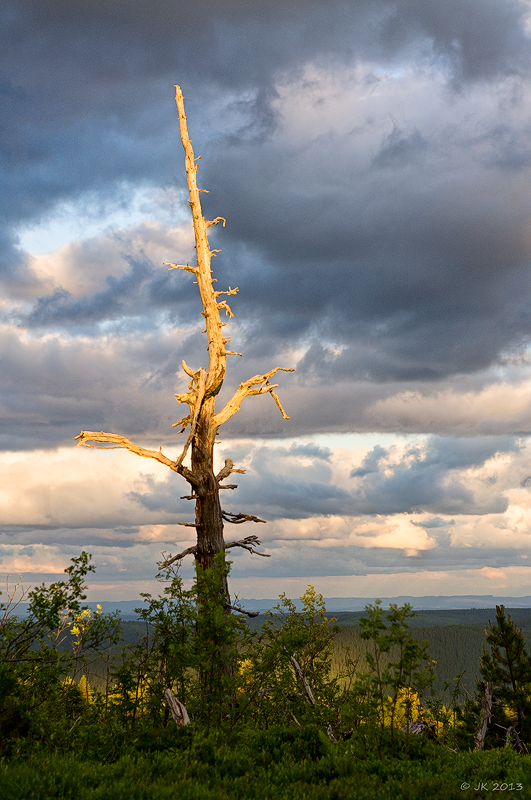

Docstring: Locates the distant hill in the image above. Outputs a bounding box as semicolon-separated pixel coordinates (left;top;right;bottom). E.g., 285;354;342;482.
9;595;531;620
325;607;531;628
240;595;531;613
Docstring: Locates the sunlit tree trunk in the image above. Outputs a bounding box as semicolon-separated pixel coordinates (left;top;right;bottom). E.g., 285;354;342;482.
76;86;293;609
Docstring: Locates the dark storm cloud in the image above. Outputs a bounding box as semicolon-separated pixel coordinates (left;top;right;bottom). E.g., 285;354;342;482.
130;442;350;520
202;109;531;381
241;436;518;517
127;474;192;517
228;543;531;579
128;435;517;520
287;442;332;461
23;258;153;328
2;0;528;229
0;526;149;549
0;323;206;450
372;127;429;169
349;435;518;515
411;517;456;529
352;436;519;477
4;0;525;91
21;254;200;329
2;0;531;448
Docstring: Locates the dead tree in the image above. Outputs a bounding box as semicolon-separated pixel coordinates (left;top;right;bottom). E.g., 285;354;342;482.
75;86;293;604
474;681;495;751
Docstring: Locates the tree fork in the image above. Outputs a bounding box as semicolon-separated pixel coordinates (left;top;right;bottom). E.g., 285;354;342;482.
76;85;294;606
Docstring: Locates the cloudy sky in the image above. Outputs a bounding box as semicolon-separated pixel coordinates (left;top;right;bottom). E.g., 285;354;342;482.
3;0;531;602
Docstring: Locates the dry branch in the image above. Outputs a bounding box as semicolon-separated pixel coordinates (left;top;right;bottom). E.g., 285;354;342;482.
225;603;259;618
225;535;271;557
164;262;198;275
474;682;495;751
160;545;198;568
206;216;226;228
216;459;245;482
174;85;228;399
74;431;198;486
401;720;437;738
290;656;316;705
174;366;206;469
213;367;295;428
495;724;528;754
221;511;266;525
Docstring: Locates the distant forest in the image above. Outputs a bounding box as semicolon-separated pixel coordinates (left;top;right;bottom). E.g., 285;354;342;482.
333;608;531;697
114;606;531;699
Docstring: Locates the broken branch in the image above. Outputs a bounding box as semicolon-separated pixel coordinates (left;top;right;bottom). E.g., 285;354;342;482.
216;300;234;317
225;534;271;557
222;511;266;524
206;216;226;228
160;545;198;568
174;367;206;469
216;458;246;483
290;656;316;705
164;688;190;725
213;367;295;427
164;262;198;275
74;431;199;486
226;603;259;618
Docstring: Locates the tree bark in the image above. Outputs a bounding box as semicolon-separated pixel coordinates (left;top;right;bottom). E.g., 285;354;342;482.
190;402;229;597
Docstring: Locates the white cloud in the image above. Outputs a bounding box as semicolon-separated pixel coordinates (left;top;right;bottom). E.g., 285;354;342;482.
17;183;190;256
369;377;531;436
27;221;194;299
2;433;531;599
0;446;185;529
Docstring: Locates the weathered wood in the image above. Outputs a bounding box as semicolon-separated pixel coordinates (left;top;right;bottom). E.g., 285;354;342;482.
225;534;271;557
494;723;528;754
225;602;259;618
164;687;190;726
474;681;495;750
76;86;294;604
290;655;316;705
401;720;437;738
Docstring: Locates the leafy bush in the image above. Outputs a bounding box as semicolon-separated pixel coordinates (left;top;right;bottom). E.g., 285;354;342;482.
3;552;531;798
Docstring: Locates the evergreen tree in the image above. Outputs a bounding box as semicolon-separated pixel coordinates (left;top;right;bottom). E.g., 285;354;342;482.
479;604;531;744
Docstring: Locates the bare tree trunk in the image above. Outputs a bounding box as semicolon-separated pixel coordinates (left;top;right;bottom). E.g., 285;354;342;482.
191;407;229;600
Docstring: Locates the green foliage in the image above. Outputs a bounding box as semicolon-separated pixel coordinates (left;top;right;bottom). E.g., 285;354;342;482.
342;600;435;751
0;552;121;755
4;553;531;797
251;724;331;765
333;621;489;699
478;604;531;746
193;555;249;729
236;586;341;731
